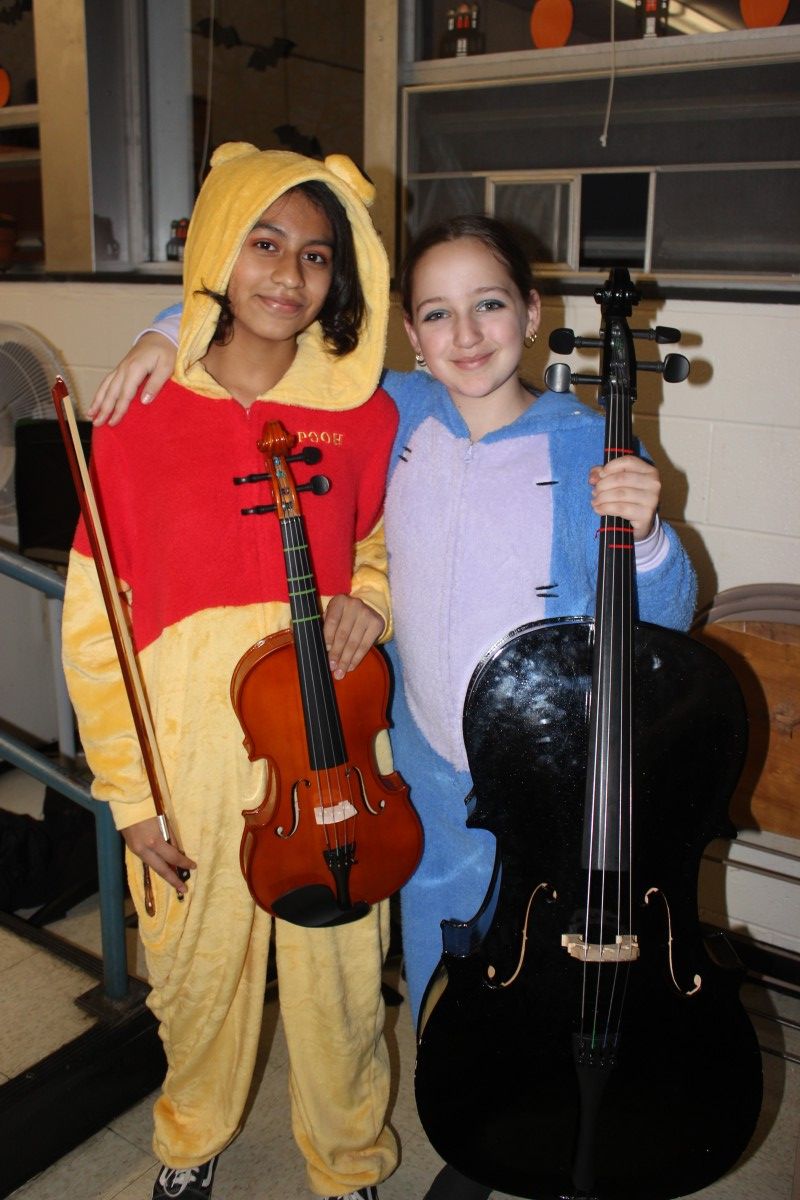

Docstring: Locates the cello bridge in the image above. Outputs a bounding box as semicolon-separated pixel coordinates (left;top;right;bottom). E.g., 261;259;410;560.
561;933;639;963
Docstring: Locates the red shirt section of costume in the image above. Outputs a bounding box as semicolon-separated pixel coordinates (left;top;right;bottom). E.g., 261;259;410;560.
74;380;397;653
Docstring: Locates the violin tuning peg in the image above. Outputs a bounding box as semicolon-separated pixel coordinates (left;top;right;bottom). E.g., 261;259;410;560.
241;503;277;516
297;474;331;497
289;447;323;466
233;471;270;485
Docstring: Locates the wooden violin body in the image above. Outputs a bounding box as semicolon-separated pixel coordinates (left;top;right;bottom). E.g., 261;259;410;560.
233;628;421;927
415;617;762;1199
231;420;422;928
414;269;762;1199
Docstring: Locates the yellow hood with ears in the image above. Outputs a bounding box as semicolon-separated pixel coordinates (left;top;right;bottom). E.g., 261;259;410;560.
175;143;389;411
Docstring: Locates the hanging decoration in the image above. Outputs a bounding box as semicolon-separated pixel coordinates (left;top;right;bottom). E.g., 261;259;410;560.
0;0;31;26
193;18;295;71
273;124;323;158
530;0;574;48
739;0;789;26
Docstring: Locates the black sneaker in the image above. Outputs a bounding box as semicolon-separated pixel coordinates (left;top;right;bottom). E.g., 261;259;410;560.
325;1189;379;1200
152;1156;218;1198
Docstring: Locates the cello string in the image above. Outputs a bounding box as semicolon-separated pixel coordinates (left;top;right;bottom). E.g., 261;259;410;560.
608;341;636;1047
595;365;618;1045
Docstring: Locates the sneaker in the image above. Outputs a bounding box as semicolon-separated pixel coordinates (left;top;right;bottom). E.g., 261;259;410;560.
325;1189;379;1200
152;1156;218;1198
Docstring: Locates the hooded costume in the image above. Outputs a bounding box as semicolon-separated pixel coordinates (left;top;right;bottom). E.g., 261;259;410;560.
62;145;398;1194
380;367;698;1022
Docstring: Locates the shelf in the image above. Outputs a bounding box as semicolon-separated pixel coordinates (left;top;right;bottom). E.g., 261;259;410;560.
401;24;800;87
0;104;40;131
0;148;40;167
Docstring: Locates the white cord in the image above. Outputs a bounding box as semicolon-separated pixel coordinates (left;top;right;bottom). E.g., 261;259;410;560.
599;0;617;148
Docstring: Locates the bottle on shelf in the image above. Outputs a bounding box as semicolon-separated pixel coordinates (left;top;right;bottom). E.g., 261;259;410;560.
440;2;485;57
166;217;189;262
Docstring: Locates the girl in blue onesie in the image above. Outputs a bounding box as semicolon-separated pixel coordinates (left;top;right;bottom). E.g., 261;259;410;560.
382;216;696;1031
382;216;695;1200
91;214;696;1200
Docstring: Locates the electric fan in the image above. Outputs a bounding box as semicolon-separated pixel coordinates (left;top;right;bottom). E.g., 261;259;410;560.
0;322;74;546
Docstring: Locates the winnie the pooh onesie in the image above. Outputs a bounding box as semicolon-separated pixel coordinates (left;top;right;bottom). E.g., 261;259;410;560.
62;145;398;1196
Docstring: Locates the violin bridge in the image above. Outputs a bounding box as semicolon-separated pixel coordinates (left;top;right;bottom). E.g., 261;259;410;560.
314;799;358;825
561;933;639;962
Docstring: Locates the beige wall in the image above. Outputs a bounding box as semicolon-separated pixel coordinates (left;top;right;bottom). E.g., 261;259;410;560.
1;280;798;611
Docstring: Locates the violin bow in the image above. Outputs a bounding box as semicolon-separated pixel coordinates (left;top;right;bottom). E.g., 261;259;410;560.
52;376;187;916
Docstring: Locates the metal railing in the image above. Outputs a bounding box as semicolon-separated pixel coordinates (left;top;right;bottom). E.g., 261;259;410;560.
0;545;128;999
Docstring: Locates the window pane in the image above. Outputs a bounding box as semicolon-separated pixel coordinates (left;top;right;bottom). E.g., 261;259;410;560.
493;182;572;266
406;176;486;235
652;169;800;272
407;62;800;175
580;173;649;269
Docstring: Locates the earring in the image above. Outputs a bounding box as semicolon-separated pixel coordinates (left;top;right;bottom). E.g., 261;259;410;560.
524;331;538;349
415;352;427;367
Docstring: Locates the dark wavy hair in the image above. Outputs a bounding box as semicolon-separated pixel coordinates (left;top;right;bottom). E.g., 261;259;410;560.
400;214;536;318
200;179;365;356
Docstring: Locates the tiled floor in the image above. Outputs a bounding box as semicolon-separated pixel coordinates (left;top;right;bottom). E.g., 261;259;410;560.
1;768;799;1200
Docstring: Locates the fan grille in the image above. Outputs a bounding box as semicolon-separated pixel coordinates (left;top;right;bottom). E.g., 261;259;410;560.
0;322;74;529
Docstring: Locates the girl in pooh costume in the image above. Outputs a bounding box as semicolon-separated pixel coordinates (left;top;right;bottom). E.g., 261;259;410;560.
63;143;398;1200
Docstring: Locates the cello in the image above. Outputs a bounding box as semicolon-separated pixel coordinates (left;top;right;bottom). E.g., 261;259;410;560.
230;420;422;928
414;269;762;1199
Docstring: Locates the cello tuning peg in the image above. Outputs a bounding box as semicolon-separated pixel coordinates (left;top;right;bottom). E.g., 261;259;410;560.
544;362;573;393
632;326;682;345
548;328;576;354
662;352;690;383
636;353;690;383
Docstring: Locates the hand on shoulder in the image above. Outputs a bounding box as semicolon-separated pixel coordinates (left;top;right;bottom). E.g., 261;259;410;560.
88;332;177;426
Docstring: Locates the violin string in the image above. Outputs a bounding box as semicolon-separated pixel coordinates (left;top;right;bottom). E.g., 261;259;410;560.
284;516;340;854
283;515;337;855
285;506;360;862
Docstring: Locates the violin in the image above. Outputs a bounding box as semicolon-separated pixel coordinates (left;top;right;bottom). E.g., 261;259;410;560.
414;270;762;1199
231;420;422;928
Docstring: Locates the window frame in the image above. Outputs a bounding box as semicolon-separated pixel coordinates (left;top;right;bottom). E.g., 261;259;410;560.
395;21;800;297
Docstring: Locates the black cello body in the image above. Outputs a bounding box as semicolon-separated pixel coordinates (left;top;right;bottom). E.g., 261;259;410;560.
414;271;763;1200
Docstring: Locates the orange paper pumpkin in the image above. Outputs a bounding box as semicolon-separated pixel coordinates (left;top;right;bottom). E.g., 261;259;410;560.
530;0;574;49
740;0;789;25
